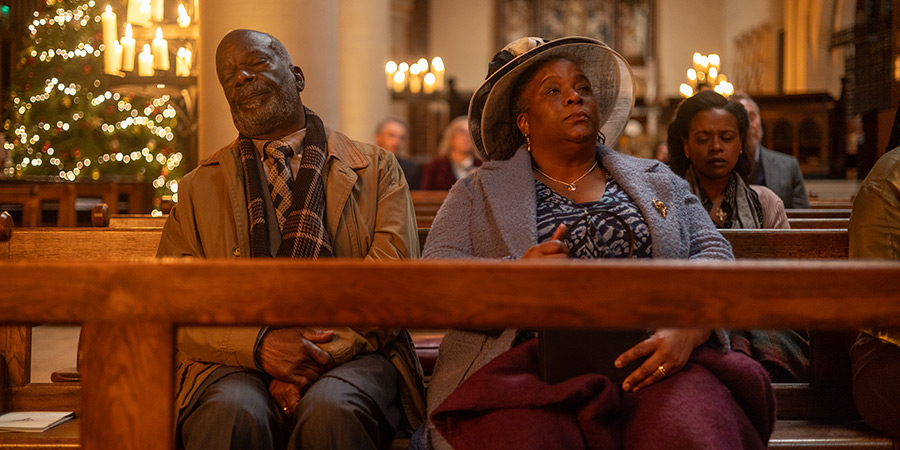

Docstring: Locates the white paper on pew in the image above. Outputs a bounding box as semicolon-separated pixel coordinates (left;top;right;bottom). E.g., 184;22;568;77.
0;411;74;432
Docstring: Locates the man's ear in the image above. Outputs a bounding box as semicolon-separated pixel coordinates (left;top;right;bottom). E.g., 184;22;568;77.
516;113;529;137
293;66;305;92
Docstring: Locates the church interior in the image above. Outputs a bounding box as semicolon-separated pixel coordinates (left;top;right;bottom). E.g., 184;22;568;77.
0;0;899;448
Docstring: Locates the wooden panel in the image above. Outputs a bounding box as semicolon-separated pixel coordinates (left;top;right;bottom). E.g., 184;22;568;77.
108;215;167;229
8;384;80;413
787;218;850;229
5;229;162;260
786;209;852;219
0;326;30;388
0;259;897;330
721;229;848;259
80;322;173;450
769;420;895;450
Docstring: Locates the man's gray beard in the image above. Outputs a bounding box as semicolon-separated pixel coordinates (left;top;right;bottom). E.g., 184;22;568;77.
231;86;299;137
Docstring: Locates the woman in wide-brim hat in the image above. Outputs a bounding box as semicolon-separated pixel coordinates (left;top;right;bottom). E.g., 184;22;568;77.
415;37;776;449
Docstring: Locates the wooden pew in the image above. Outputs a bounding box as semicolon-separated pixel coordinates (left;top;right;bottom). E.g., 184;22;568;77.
787;218;850;229
0;259;898;450
4;215;889;449
786;208;852;219
409;190;447;228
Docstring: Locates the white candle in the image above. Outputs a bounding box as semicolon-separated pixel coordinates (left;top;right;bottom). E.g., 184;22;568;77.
120;23;135;72
104;40;122;75
138;44;154;76
152;27;169;71
101;5;117;47
151;0;164;22
139;0;152;24
409;64;421;94
432;57;444;91
423;73;436;94
385;61;397;89
127;0;150;26
101;6;119;75
175;47;191;76
392;70;405;94
177;3;191;28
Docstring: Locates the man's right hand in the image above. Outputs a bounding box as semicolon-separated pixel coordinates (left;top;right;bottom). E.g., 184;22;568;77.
257;328;335;393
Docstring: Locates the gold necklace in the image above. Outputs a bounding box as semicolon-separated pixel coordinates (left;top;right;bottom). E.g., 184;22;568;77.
532;160;599;191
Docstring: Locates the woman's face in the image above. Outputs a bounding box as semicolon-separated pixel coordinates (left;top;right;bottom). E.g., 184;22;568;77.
516;59;600;148
450;127;474;156
682;108;741;182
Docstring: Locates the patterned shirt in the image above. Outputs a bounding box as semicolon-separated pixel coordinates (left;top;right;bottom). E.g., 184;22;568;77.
535;171;652;259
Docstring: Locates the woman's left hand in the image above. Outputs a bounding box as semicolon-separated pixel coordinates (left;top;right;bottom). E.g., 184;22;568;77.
615;328;711;392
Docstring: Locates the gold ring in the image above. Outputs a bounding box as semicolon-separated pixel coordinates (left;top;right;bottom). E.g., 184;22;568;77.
657;365;667;377
282;406;289;412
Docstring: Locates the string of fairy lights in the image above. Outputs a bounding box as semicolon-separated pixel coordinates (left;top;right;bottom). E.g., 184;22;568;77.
3;0;185;214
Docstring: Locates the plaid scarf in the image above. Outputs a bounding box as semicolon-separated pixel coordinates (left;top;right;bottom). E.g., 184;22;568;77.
238;107;333;259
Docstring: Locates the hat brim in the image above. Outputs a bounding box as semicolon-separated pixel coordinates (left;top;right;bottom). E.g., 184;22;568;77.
469;37;635;161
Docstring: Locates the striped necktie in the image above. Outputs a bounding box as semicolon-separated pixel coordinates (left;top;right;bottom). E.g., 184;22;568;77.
263;140;294;231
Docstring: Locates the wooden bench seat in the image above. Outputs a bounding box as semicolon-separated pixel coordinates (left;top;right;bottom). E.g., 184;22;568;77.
786;208;852;219
4;212;896;449
788;218;850;229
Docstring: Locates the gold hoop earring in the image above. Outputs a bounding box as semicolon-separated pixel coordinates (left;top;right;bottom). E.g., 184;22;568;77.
526;134;532;153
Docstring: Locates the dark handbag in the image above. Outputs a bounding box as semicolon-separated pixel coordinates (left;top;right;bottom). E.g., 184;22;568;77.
539;329;651;384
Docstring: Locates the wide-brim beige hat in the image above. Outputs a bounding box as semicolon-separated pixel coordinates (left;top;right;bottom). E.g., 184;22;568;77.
469;36;635;161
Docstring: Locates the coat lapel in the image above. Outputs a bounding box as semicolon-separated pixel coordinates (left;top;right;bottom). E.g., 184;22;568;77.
479;147;539;256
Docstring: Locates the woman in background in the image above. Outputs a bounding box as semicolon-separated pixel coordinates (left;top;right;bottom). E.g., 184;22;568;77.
420;116;482;190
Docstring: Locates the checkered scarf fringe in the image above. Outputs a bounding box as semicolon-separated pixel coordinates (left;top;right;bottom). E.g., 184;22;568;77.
238;107;333;259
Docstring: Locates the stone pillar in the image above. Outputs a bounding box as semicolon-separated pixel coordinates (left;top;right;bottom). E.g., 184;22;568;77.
198;0;339;160
338;0;391;143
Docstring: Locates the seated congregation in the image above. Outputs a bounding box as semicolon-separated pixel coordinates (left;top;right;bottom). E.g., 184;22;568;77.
1;30;898;450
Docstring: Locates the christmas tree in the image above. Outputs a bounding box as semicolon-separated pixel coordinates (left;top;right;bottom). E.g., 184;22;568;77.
3;0;185;215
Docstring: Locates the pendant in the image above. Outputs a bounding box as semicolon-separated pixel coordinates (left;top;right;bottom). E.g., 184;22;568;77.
567;184;576;191
714;207;727;222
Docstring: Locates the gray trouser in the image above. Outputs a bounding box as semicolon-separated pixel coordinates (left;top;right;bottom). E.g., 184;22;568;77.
179;353;401;450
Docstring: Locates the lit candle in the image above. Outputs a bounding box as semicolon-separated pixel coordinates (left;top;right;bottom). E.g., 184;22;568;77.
127;0;150;26
120;23;135;72
101;5;119;74
432;57;444;91
151;0;164;22
175;47;192;76
177;3;191;28
152;27;169;70
409;64;421;94
138;44;154;76
104;40;122;75
392;70;405;93
385;61;397;89
423;72;436;94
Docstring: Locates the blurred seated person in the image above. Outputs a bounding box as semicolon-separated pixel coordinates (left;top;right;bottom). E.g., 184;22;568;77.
731;91;809;208
420;116;482;190
654;141;669;164
414;36;775;450
849;145;900;438
667;90;807;383
668;90;788;230
375;117;421;189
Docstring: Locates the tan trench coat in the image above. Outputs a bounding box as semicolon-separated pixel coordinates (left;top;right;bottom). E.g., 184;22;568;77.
157;127;425;432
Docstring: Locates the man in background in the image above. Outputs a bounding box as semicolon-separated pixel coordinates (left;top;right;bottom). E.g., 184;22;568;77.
733;92;809;208
375;118;421;189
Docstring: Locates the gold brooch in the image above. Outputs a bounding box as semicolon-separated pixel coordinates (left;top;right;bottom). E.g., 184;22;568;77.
652;198;667;218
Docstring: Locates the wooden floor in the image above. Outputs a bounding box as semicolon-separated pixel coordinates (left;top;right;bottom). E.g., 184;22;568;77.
31;325;79;383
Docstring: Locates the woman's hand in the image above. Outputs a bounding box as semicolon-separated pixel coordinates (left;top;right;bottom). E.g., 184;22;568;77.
521;224;570;259
615;328;711;392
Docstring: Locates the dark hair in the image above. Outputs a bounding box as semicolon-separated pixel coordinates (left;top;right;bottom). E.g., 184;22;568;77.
666;90;752;182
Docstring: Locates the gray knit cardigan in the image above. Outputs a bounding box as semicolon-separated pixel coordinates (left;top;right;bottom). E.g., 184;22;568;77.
418;144;734;450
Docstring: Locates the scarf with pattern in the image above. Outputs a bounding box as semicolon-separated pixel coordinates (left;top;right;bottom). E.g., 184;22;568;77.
685;169;764;229
238;107;334;259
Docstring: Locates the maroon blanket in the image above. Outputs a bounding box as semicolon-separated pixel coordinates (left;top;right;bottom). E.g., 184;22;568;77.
432;338;775;450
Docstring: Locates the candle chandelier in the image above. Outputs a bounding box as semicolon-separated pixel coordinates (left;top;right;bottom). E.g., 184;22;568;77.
101;0;197;80
679;52;734;98
385;57;445;98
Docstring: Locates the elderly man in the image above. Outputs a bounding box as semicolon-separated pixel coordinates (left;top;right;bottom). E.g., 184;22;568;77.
732;92;809;208
375;118;421;189
157;29;424;450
